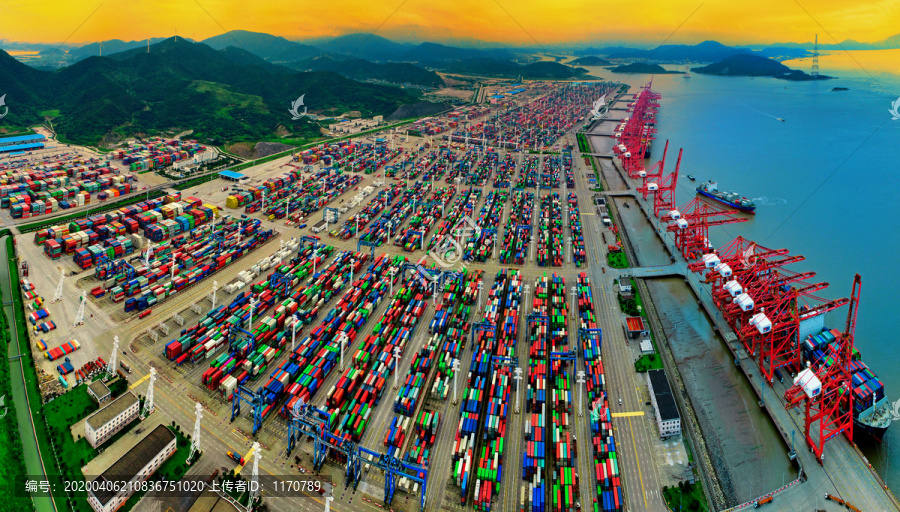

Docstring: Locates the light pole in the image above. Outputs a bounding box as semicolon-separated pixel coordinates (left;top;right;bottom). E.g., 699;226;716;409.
291;315;300;353
389;268;397;295
393;346;402;389
339;333;347;371
524;284;532;315
576;370;586;416
452;359;461;404
248;297;257;333
514;367;523;414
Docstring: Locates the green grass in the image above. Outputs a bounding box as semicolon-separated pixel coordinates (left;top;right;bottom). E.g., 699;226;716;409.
0;234;32;512
17;190;168;233
634;353;664;373
607;251;629;269
663;481;709;512
173;173;221;191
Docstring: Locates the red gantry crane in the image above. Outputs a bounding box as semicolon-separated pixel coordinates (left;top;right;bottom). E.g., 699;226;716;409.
664;196;747;260
784;274;859;463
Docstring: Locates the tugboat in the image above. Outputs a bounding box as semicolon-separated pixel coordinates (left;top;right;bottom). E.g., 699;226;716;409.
687;174;696;181
696;181;756;213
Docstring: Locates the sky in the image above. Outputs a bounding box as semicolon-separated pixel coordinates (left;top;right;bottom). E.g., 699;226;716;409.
0;0;898;46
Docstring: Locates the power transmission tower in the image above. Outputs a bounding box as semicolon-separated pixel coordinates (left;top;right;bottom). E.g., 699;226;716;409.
51;268;64;303
249;442;262;506
141;367;157;419
811;34;819;77
188;402;203;464
107;336;119;379
73;290;86;328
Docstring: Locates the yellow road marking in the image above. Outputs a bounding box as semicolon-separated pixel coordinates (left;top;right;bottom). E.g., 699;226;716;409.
611;411;645;417
128;373;151;390
628;417;648;508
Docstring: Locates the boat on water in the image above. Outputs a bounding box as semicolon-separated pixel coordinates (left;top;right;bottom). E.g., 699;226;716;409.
683;60;691;78
687;174;696;181
801;329;892;441
777;118;785;122
696;181;756;213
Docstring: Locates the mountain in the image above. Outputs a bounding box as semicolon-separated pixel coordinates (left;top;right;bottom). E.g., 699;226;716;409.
606;41;749;62
443;58;585;79
0;38;423;145
445;58;521;76
68;38;171;61
569;56;611;66
607;63;682;74
201;30;323;62
692;54;830;80
402;42;514;63
311;33;411;62
289;56;443;87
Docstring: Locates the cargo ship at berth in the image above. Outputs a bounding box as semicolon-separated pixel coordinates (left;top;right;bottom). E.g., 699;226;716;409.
800;329;892;440
696;181;756;213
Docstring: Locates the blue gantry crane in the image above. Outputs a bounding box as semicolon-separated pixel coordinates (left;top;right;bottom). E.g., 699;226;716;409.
231;384;266;436
285;404;428;510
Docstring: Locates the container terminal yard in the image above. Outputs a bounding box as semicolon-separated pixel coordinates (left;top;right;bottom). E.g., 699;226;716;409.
4;80;897;512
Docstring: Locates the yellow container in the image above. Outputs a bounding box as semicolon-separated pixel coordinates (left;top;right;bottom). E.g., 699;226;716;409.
225;196;239;209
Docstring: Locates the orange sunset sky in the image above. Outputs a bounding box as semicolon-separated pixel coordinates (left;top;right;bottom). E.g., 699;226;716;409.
1;0;898;46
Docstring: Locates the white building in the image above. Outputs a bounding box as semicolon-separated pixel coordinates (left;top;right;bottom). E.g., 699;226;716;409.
647;369;681;438
84;391;140;448
88;425;177;512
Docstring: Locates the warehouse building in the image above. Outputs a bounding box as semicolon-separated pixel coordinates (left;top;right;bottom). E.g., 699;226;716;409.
84;391;140;448
0;133;46;154
647;369;681;438
87;380;111;403
88;424;177;512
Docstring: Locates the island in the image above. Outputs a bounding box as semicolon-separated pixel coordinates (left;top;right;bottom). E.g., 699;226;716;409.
692;54;831;81
606;62;683;74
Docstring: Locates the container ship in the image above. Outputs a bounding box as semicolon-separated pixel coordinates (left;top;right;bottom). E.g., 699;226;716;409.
801;328;892;440
696;181;756;213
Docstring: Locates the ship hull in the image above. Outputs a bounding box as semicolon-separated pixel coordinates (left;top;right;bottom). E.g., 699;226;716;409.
854;417;889;442
696;189;756;213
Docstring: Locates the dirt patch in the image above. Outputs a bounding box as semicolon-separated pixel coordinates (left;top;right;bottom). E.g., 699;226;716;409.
226;142;254;158
253;142;295;159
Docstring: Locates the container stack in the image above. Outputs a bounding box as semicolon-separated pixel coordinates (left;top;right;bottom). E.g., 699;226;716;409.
279;254;395;421
492;153;515;188
500;191;534;265
464;190;505;263
577;273;623;511
323;269;427;443
331;183;404;239
45;339;80;360
427;188;482;252
567;193;586;267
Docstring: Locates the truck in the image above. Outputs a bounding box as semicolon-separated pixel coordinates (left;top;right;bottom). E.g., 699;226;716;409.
227;451;245;465
753;496;773;508
120;361;132;374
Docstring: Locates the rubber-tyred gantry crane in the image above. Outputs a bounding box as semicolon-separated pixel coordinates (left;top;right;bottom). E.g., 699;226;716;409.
784;274;860;463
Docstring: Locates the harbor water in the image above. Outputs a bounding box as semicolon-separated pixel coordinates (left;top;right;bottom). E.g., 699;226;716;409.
584;49;900;495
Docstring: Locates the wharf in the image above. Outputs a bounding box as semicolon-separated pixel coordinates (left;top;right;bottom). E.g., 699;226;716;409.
596;151;900;511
